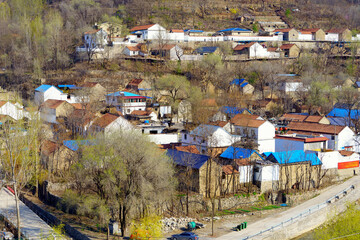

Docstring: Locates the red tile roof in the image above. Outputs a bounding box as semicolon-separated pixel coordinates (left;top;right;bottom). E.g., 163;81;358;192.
287;122;345;135
130;24;156;32
131;110;150;116
339;150;355;156
208;121;228;128
280;44;295;50
92;113;118;128
300;28;321;33
267;47;278;52
304;116;324;123
280;113;307;122
170;29;184;33
41;140;57;156
231;118;265;128
0;101;7;108
274;28;294;33
175;145;200;154
222;165;239;175
233;42;256;51
41;100;66;109
327;28;348;34
127;79;143;87
127;46;140;51
231;114;260;124
71;103;85;110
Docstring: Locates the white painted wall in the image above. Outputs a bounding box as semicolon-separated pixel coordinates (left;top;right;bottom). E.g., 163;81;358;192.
254;164;280;182
339;152;360;164
84;29;108;48
104;116;134;135
34;86;64;105
249;43;280;59
325;33;339;41
337;127;355;150
298;33;313;41
148;134;179;144
0;102;27;120
257;121;275;152
239;165;253;183
317;151;341;169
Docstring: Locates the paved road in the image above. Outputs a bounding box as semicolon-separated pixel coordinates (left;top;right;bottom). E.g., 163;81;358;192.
216;175;360;240
0;187;56;239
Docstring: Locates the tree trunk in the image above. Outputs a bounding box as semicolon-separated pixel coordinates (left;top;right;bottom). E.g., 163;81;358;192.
120;205;127;237
186;187;189;216
14;184;21;240
211;197;215;236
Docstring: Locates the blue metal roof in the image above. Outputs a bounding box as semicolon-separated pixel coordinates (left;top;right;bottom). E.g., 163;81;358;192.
63;140;95;151
218;28;251;32
166;149;209;169
58;85;81;90
327;103;360;119
356;81;360;88
185;29;204;33
328;117;355;127
230;78;249;88
35;85;61;93
194;46;218;54
266;150;322;166
220;146;264;160
106;91;144;97
220;106;251;118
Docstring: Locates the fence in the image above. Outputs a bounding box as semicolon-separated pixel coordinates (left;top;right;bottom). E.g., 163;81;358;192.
242;184;356;240
19;194;91;240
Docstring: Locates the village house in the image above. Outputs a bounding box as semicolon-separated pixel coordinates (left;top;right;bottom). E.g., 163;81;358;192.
83;28;108;49
265;150;322;191
40;100;75;124
125;78;153;97
166;149;222;197
194;46;220;55
229;115;275;153
150;44;183;60
79;82;106;102
35;85;64;105
280;44;300;58
325;28;352;42
0;101;29;120
106;91;147;115
216;27;253;36
229;78;255;95
286;122;355;151
90;113;134;135
40;140;76;175
167;29;185;42
278;113;330;126
233;42;280;59
181;124;240;155
317;150;359;180
128;110;158;122
275;133;328;152
274;28;299;41
66;109;96;136
220;146;264;184
211;106;252;122
130;23;166;41
298;28;325;41
253;160;280;193
277;74;304;94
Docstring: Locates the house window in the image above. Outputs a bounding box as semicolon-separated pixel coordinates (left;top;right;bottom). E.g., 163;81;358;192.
127;109;131;113
201;139;205;143
149;130;158;134
331;135;335;140
251;129;255;137
184;134;187;140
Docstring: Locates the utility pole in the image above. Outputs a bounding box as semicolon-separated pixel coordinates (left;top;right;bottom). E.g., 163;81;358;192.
211;197;215;236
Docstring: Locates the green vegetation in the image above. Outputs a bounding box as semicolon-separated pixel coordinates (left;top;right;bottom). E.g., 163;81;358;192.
313;203;360;240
